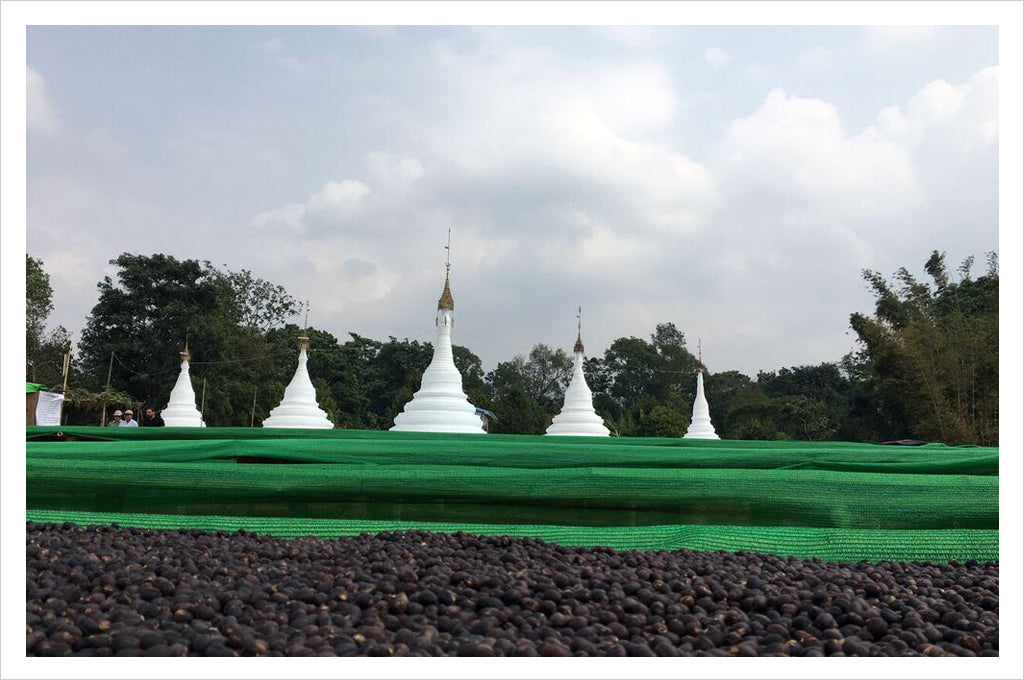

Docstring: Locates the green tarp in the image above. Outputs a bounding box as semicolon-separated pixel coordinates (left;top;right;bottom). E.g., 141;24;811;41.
25;510;998;562
25;427;999;561
26;382;47;393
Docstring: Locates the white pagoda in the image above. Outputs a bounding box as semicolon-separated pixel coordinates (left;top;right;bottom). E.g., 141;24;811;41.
263;336;333;429
546;311;609;437
683;368;719;439
390;247;486;434
162;346;205;427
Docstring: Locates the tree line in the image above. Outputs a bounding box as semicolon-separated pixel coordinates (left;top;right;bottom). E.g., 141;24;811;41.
26;250;998;445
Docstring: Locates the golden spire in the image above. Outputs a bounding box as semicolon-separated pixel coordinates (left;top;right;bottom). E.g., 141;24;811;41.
573;306;584;353
180;339;190;363
437;228;454;310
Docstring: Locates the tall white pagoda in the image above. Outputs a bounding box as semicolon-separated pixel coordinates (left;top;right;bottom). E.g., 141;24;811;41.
546;309;609;436
263;336;333;429
162;346;205;427
390;236;486;434
683;364;719;440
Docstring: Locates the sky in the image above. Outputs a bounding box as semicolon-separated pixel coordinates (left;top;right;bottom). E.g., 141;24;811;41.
26;25;999;376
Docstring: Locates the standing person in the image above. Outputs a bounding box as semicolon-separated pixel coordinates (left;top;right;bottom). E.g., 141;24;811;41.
108;410;123;427
121;409;139;428
141;406;165;427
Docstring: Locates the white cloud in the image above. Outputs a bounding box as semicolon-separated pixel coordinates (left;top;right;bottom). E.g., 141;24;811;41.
366;151;424;189
863;26;938;55
27;67;59;134
864;26;936;44
703;47;732;69
306;180;370;217
797;46;833;74
595;26;671;50
251;202;306;233
260;37;283;54
251;179;369;234
590;63;678;132
356;26;398;40
717;89;914;203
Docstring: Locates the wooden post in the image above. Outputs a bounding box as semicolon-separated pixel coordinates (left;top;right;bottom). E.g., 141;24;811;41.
102;404;107;427
105;351;114;389
61;350;71;393
200;377;207;417
250;386;258;427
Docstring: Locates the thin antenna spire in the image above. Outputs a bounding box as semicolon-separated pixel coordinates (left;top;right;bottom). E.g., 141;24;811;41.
573;306;584;353
304;300;310;330
444;227;452;273
698;338;702;363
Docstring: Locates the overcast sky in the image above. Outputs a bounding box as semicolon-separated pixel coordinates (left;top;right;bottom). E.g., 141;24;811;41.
26;25;998;376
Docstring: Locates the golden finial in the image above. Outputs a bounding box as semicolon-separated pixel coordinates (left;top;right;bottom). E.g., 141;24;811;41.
437;229;455;310
573;306;584;353
696;338;706;373
180;337;190;363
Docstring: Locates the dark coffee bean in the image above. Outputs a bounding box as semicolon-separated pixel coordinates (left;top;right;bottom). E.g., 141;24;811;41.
570;638;598;655
538;641;571;656
25;523;998;658
457;642;493;656
865;617;888;640
139;631;164;649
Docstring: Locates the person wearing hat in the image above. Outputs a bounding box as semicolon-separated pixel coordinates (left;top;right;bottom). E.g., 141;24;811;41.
120;409;139;427
108;410;123;427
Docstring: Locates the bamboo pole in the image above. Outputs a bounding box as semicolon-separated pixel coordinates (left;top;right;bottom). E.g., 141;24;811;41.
200;377;207;417
61;350;71;425
61;350;71;393
250;386;258;427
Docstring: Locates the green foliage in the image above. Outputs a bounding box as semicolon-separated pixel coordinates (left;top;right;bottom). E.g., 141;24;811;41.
704;370;764;438
26;255;71;384
489;386;549;435
639;405;688;438
218;268;300;332
846;250;998;445
26;254;53;355
487;344;572;412
76;253;299;425
592;322;697;421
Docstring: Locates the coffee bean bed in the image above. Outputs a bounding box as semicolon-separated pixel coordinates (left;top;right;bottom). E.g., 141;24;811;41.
26;522;998;657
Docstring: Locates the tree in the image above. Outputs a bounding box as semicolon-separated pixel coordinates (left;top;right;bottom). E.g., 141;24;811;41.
597;322;698;417
639;404;688;438
846;250;998;445
218;268;299;332
26;255;53;360
26;255;72;385
489;386;548;435
486;343;572;414
704;370;765;439
76;253;301;426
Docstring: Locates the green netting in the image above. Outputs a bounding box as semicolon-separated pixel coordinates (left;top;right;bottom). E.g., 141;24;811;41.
25;428;998;560
24;425;992;451
25;510;998;563
25;435;998;475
